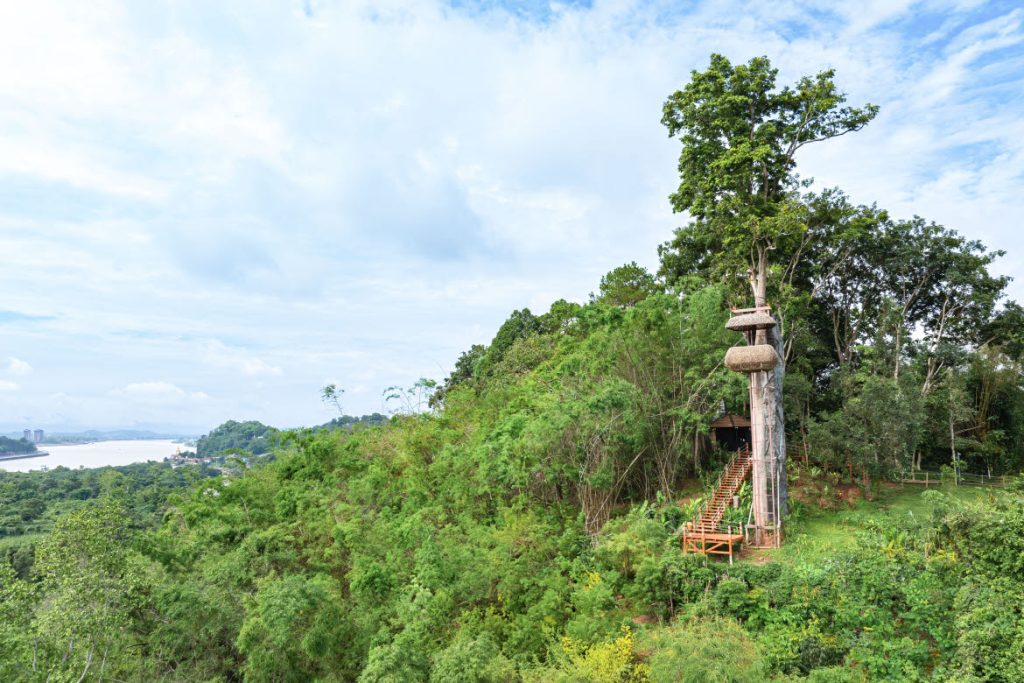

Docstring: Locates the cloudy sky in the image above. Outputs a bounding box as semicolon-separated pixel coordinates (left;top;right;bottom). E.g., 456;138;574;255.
1;0;1021;434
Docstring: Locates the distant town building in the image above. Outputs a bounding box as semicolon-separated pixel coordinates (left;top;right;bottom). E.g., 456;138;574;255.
23;429;31;441
33;429;44;443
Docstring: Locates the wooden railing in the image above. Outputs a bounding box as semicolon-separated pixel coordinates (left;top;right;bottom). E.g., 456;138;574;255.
684;447;750;534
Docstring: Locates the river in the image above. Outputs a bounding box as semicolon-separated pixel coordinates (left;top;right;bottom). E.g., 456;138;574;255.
0;439;186;473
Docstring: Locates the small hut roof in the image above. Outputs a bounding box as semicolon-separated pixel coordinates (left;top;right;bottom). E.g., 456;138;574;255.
725;312;776;332
710;413;751;429
724;344;780;373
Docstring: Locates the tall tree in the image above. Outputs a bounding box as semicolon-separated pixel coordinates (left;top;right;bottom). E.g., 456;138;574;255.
660;54;878;539
593;262;659;308
803;204;1006;384
872;218;1006;389
660;53;878;309
32;504;147;680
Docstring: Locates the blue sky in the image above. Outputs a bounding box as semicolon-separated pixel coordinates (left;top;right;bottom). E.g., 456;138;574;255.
1;0;1021;434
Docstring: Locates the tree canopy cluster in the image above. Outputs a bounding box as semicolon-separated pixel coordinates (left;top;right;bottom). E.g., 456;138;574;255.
195;416;393;460
0;437;37;456
195;420;280;458
0;461;217;579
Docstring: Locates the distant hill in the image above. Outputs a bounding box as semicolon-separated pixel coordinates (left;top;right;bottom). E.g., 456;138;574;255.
194;414;390;458
320;413;390;431
195;420;278;457
49;429;188;442
0;430;190;444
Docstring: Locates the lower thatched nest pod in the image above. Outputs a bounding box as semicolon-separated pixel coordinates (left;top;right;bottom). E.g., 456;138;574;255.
725;344;780;373
725;312;776;332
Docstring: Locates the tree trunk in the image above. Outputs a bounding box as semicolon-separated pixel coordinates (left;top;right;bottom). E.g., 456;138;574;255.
746;251;786;545
949;403;958;483
76;644;94;683
98;642;109;680
767;322;788;519
894;324;901;380
802;400;810;464
692;429;700;478
749;367;768;543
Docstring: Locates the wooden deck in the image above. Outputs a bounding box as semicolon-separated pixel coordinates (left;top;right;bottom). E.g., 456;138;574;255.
681;531;745;561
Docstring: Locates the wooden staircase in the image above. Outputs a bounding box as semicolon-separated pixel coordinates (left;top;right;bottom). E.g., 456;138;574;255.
681;447;752;560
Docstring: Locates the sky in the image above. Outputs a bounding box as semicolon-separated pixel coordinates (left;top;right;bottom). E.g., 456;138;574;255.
1;0;1021;434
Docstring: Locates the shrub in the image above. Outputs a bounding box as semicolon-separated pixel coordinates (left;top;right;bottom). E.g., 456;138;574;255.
431;632;517;683
524;626;648;683
644;617;766;683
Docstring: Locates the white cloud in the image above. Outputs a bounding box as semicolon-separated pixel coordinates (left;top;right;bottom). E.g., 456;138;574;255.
111;382;207;402
6;358;32;376
203;341;283;377
0;380;19;392
0;0;1020;431
913;9;1023;106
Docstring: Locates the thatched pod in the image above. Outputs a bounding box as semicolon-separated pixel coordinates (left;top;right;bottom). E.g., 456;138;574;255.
724;344;780;373
725;312;776;332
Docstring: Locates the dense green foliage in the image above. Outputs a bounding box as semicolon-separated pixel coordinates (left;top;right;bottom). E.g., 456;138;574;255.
195;416;391;460
661;54;876;265
321;413;390;431
658;55;1021;476
196;420;279;457
2;427;1022;680
0;462;216;578
1;53;1022;681
0;437;37;455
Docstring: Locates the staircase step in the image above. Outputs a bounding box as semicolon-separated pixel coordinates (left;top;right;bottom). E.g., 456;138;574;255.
687;451;754;554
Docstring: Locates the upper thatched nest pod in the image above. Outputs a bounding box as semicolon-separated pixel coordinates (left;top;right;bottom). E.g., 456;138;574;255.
725;344;780;373
725;312;776;332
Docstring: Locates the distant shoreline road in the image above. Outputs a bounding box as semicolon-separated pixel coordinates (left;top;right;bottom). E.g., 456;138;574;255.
0;451;49;462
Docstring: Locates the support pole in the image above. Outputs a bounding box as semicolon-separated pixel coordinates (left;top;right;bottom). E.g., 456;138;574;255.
725;304;786;549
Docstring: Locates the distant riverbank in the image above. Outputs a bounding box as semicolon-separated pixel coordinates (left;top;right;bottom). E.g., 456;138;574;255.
0;450;48;462
0;439;184;473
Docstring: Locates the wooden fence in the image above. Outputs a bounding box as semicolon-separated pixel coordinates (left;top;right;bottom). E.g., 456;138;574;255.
899;470;1012;488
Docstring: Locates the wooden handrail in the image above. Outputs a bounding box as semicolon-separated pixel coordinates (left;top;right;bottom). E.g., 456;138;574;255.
685;446;751;534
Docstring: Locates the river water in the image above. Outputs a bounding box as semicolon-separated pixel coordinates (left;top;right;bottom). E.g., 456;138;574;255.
0;439;186;473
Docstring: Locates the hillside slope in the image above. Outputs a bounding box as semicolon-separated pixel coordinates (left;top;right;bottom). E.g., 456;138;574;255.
3;287;1023;682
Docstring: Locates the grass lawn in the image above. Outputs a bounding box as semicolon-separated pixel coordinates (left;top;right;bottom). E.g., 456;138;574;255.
748;481;1005;564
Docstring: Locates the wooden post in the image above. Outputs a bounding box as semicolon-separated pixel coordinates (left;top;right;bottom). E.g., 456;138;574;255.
749;368;767;545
